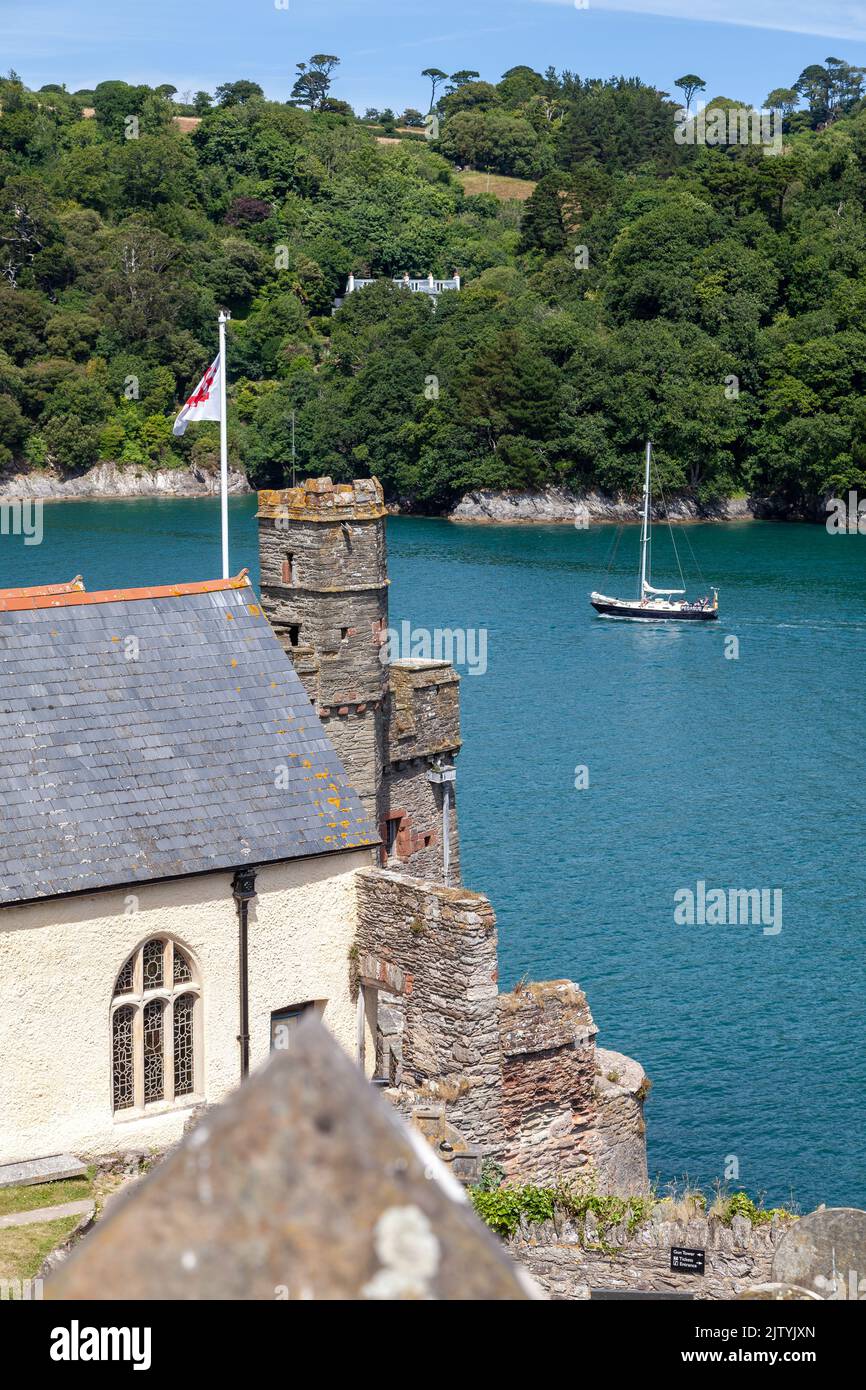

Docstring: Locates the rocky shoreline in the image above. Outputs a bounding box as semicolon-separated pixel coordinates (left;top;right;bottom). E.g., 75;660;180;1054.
0;461;251;500
0;467;816;523
449;486;770;524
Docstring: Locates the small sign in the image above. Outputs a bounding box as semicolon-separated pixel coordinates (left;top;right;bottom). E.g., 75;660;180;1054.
671;1246;705;1275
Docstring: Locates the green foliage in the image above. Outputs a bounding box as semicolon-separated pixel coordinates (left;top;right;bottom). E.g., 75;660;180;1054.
469;1175;656;1244
717;1190;794;1226
0;59;863;510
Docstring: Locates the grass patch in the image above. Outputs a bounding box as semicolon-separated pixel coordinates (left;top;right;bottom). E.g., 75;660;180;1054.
0;1166;95;1218
457;171;537;201
0;1215;80;1285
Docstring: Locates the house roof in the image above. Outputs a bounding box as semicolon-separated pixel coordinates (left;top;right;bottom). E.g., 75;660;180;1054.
0;573;376;906
0;576;85;600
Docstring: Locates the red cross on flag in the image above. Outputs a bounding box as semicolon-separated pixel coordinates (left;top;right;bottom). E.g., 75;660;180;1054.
173;354;222;436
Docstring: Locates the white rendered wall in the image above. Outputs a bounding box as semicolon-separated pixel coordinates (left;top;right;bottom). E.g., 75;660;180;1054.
0;850;372;1164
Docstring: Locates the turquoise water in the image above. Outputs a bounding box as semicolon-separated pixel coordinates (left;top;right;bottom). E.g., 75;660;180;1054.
4;497;865;1211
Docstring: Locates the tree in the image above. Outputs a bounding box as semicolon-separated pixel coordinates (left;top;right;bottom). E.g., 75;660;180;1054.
192;90;213;115
674;74;706;112
214;80;264;107
497;66;546;109
421;68;448;112
440;82;501;118
448;71;481;92
519;174;567;254
290;56;340;111
92;80;150;137
794;64;832;122
765;87;799;116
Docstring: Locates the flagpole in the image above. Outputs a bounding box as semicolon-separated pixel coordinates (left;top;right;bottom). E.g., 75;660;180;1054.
218;309;230;580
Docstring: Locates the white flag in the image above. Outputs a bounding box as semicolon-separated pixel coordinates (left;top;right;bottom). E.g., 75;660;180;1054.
173;354;221;436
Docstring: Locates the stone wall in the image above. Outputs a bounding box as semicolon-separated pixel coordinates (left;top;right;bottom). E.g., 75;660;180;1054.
354;870;649;1193
383;660;461;882
382;758;459;884
511;1211;790;1301
388;661;461;762
354;868;502;1149
593;1048;650;1196
498;982;599;1185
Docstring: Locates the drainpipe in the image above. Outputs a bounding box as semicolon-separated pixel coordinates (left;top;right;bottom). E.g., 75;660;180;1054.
232;866;257;1080
427;761;457;887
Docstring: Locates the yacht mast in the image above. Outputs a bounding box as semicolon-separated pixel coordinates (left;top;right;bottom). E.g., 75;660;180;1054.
639;440;651;598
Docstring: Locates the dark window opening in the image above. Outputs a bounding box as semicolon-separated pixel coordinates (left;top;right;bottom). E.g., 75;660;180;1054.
385;817;401;855
340;627;349;641
282;552;295;586
288;624;301;647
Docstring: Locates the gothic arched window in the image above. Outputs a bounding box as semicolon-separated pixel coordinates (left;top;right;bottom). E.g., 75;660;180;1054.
111;939;201;1113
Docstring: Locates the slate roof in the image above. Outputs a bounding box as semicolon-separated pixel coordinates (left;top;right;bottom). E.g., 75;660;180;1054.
0;574;376;905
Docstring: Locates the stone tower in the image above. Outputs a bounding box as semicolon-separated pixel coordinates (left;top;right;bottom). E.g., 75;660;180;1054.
257;478;389;820
257;477;461;885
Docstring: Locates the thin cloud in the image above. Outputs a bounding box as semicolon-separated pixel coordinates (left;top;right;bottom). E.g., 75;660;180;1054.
526;0;866;44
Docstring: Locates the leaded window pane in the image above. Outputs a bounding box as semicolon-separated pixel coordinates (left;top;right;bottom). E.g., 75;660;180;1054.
143;999;164;1103
173;994;195;1096
114;955;134;996
173;947;193;984
143;939;164;990
112;1006;135;1110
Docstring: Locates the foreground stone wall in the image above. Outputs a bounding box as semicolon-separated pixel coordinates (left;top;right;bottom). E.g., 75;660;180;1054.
512;1210;790;1300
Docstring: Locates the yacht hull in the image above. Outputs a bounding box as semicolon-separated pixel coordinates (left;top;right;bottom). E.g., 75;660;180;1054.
591;599;718;621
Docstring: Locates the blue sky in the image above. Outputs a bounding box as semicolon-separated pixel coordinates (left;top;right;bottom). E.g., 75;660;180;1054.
3;0;866;112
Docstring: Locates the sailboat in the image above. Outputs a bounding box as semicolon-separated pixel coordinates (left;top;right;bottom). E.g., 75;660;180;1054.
590;442;719;622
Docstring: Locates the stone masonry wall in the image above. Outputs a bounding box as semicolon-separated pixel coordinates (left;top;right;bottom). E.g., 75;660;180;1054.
382;759;460;884
388;661;461;762
354;868;501;1149
384;660;461;882
258;479;389;821
498;982;600;1185
593;1048;650;1196
511;1212;790;1300
355;870;649;1194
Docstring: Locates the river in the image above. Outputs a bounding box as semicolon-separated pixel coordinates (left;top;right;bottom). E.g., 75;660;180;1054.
4;495;865;1211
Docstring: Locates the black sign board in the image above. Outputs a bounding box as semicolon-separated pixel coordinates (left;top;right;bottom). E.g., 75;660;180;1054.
670;1245;706;1274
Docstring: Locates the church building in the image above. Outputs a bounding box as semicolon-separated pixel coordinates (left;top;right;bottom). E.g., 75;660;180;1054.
0;570;377;1163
